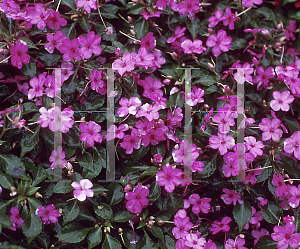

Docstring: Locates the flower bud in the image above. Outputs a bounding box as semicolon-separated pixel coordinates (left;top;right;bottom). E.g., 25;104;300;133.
118;228;123;233
224;85;231;93
124;184;131;192
208;28;214;33
115;48;121;57
208;63;215;69
105;27;114;35
35;192;43;198
163;79;171;85
130;29;136;35
10;187;17;196
277;23;283;30
157;220;164;225
128;16;133;23
203;104;209;110
279;37;286;43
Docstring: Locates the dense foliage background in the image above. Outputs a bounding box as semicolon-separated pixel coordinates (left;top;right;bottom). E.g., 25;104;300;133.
1;0;300;248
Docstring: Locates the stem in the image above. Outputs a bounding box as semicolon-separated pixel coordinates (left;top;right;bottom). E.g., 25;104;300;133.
236;7;252;17
56;0;62;11
0;55;11;64
97;1;107;29
280;45;284;64
119;31;140;42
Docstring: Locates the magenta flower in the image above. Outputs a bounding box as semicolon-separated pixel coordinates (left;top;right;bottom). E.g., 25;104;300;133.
136;47;155;70
186;87;204;107
271;223;300;249
152;49;166;69
10;40;30;70
156;164;182;192
206;30;232;57
210;217;232;234
288;185;300;208
270;91;294;112
78;31;102;59
142;76;163;100
8;207;23;231
245;166;262;185
59;38;82;62
49;146;67;170
208;10;223;28
105;124;129;141
79;121;103;147
112;52;136;76
181;39;206;54
284;131;300;160
48;107;74;133
140;8;162;20
222;8;236;30
285;20;297;41
176;0;200;19
204;240;217;249
172;140;199;167
45;30;66;54
185;233;206;249
225;238;247;249
140;32;156;51
254;66;275;90
46;9;67;30
212;109;235;134
272;173;288;197
141;128;165;147
36;204;60;224
251;228;270;245
125;185;149;214
221;188;243;205
117;97;141;117
120;128;141;154
61;63;74;82
209;133;235;155
27;3;50;30
173;210;193;239
38;107;52;128
242;0;263;8
167;26;186;43
244;136;264;157
71;179;94;201
76;0;97;13
222;152;238;177
28;72;46;100
259;118;283;142
234;62;254;84
188;194;211;214
135;103;161;122
89;69;105;91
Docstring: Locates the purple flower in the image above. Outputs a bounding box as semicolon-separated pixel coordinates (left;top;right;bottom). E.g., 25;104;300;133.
225;238;247;249
156;164;182;192
188;194;211;214
125;185;149;214
76;0;97;13
167;26;186;43
136;47;155;70
208;10;223;28
212;108;235;134
206;30;232;57
45;30;66;54
270;90;294;112
242;0;263;8
271;223;300;249
259;118;283;142
78;31;102;59
209;133;235;155
59;38;82;62
48;107;74;133
272;173;288;197
172;210;193;239
140;32;156;51
176;0;201;19
185;233;206;249
141;128;165;147
105;124;129;141
222;8;237;30
142;76;163;100
61;62;74;82
117;97;141;117
135;103;161;121
245;166;262;185
27;3;50;30
36;204;60;224
181;39;206;54
244;136;264;157
254;66;275;90
8;207;23;231
251;228;270;245
46;9;67;30
234;62;254;84
172;140;199;167
79;121;103;147
89;69;105;91
120;128;141;154
210;217;232;234
112;52;136;76
152;49;166;69
71;179;94;201
221;188;243;205
285;20;297;41
28;72;46;100
140;8;162;20
10;40;30;70
288;185;300;208
49;146;67;170
284;131;300;160
222;152;238;177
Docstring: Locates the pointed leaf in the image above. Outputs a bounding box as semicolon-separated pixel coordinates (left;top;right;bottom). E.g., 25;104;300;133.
232;201;252;232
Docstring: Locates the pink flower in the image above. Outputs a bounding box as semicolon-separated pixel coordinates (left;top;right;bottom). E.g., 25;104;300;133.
141;128;165;147
89;69;105;92
45;30;66;54
78;31;102;59
38;107;52;128
176;0;201;19
244;136;264;157
251;228;270;245
8;207;23;231
105;124;129;141
284;131;300;160
206;30;232;57
188;194;211;214
254;66;275;90
172;140;199;167
288;185;300;208
136;103;161;121
210;217;232;234
27;3;50;30
167;26;186;43
212;108;235;134
285;20;297;41
117;97;141;117
125;185;149;214
272;173;288;197
208;10;223;28
242;0;263;8
222;152;238;177
140;8;162;20
245;166;262;185
225;238;247;249
79;121;103;147
209;133;235;155
173;210;193;239
142;76;163;100
186;87;204;107
156;164;182;192
221;188;243;205
28;72;46;100
49;146;67;170
36;204;60;224
112;53;136;76
76;0;97;13
71;179;94;201
140;32;156;51
185;233;206;249
48;107;74;133
204;240;217;249
259;118;283;142
120;128;141;154
234;63;254;84
222;8;236;30
59;38;82;62
181;39;206;54
271;223;300;249
46;9;67;30
10;40;30;69
136;47;155;70
61;63;74;82
154;154;163;162
152;49;165;69
270;91;294;112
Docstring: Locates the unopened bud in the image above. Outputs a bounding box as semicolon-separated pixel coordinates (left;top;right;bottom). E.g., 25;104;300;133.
277;23;283;29
157;220;164;225
208;63;215;69
149;216;155;220
208;28;213;33
279;37;286;43
130;29;136;35
224;85;231;93
175;81;183;86
203;104;209;109
124;184;131;192
128;16;133;23
115;48;121;57
163;79;171;85
118;228;123;233
35;192;43;198
10;187;17;196
174;144;179;150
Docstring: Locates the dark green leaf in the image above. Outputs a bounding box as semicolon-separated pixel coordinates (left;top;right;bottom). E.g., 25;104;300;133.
20;127;40;157
151;226;163;240
280;154;300;178
257;7;277;23
102;233;122;249
100;4;119;19
256;156;272;183
140;166;159;177
106;182;124;206
21;57;36;78
147;182;161;202
151;144;166;158
0;172;14;189
0;154;26;178
88;227;102;249
187;17;201;40
79;16;91;32
0;213;13;228
31;165;47;187
78;152;94;171
92;184;108;195
253;236;277;249
195;155;216;179
86;93;105;110
167;193;184;215
56;223;92;243
93;146;107;170
113;211;133;222
19;37;38;49
94;203;113;219
26;187;40;196
230;38;247;50
62;128;82;147
158;68;177;79
168;91;184;108
0;27;10;39
282;116;300;134
36;52;61;67
53;180;73;194
61;23;76;40
233;201;252;232
261;202;282;224
61;0;76;9
36;232;50;249
63;200;80;225
128;3;145;14
132;146;149;162
22;102;39;115
134;18;149;40
22;212;42;244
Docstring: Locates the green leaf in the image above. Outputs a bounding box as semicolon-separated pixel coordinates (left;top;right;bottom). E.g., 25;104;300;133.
0;172;14;189
282;116;300;134
61;23;76;40
79;16;91;32
92;184;108;195
282;0;298;5
0;213;13;228
147;182;161;202
53;180;73;194
167;193;184;215
100;4;119;19
134;18;149;40
61;0;76;9
168;91;184;108
158;68;177;79
233;201;252;232
128;3;145;14
20;127;40;157
26;187;40;196
78;152;94;171
261;202;282;224
27;197;42;211
94;203;113;219
22;102;38;115
87;227;102;249
151;226;163;240
56;223;92;243
63;200;80;225
257;7;277;23
36;52;61;67
256;156;272;183
86;93;105;110
280;154;300;178
151;144;166;158
187;17;201;40
0;27;10;39
106;182;124;206
62;128;82;147
139;230;158;249
230;38;247;50
31;165;47;187
36;232;50;249
132;146;149;162
140;166;159;177
21;57;36;78
93;146;107;170
195;155;216;179
19;37;38;49
0;154;26;178
113;211;133;222
22;212;42;244
253;236;277;249
102;233;122;249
